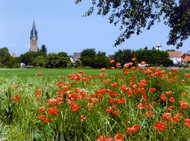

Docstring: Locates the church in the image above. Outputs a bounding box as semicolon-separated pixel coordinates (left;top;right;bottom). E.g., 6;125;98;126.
30;21;38;52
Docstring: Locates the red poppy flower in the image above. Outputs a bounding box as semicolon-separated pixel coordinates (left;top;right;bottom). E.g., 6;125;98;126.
116;63;121;67
169;97;175;102
37;73;43;76
110;60;115;63
114;134;124;141
167;106;173;111
149;88;156;92
47;106;59;116
179;101;189;109
113;110;119;116
171;116;180;123
185;74;190;77
96;135;113;141
132;57;136;61
154;121;167;131
181;92;186;96
162;113;171;121
160;94;168;101
80;115;87;121
44;118;51;122
12;95;20;102
110;67;115;70
141;61;146;65
12;85;19;88
39;107;46;113
71;103;80;111
101;68;106;72
165;91;172;95
39;115;46;120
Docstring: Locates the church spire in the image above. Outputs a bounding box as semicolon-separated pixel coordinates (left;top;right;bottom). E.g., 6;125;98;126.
30;20;38;52
30;20;38;40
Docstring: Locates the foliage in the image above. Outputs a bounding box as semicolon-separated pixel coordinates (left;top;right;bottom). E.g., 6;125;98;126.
80;49;110;68
39;44;47;54
20;51;46;66
75;0;190;48
45;53;71;68
58;52;69;58
0;47;19;68
80;48;96;67
34;56;48;67
114;49;173;67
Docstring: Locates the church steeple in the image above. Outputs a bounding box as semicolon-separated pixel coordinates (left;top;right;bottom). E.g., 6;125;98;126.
30;20;38;52
30;20;38;40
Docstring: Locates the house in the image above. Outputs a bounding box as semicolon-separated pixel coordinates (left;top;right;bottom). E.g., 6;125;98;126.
167;51;182;65
70;52;81;63
182;53;190;63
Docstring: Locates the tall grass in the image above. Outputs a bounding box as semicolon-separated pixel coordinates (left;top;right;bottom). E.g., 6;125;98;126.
0;67;190;140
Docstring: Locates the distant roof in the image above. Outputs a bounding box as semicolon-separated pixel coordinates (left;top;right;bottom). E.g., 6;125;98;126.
167;51;182;58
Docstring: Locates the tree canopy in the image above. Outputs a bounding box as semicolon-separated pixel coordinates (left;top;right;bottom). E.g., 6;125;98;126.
75;0;190;48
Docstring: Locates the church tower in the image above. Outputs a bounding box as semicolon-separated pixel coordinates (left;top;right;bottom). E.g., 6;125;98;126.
30;21;38;52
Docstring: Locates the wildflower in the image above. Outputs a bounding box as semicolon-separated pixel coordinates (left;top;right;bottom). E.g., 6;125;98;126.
37;73;43;76
78;70;84;73
113;110;119;116
160;94;168;101
114;134;124;141
47;106;59;116
106;107;113;113
80;115;87;121
91;98;99;104
110;67;115;70
171;116;180;123
110;60;115;63
96;135;113;141
169;97;175;102
44;118;51;122
58;76;63;79
141;61;146;65
39;107;46;113
167;106;173;111
162;113;171;121
184;119;190;128
87;103;94;110
12;95;20;102
143;111;154;117
116;63;121;67
154;121;167;131
12;85;19;88
165;91;172;95
181;92;186;96
132;57;136;61
101;68;106;72
71;103;80;112
184;74;190;77
179;101;189;109
39;115;46;120
111;82;118;87
49;84;53;87
126;125;141;134
47;99;57;106
137;103;148;109
149;88;156;92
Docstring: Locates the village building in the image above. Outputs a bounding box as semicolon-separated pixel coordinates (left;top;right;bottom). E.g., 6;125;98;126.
167;51;182;65
182;53;190;63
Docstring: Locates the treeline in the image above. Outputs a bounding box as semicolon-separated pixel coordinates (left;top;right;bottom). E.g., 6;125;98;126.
0;47;173;68
0;47;71;68
80;48;173;68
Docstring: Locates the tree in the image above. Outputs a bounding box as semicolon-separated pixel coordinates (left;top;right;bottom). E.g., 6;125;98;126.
92;51;109;68
20;51;46;66
114;49;134;66
75;0;190;48
40;44;47;54
0;47;14;68
80;48;96;67
58;52;69;57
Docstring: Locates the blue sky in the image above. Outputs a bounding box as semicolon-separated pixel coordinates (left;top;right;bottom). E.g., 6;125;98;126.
0;0;190;56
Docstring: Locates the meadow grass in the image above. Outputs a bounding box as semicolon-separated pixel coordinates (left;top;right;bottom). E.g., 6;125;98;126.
0;67;190;141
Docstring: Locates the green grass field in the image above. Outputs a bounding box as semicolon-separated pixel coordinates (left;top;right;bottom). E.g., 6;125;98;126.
0;67;190;141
